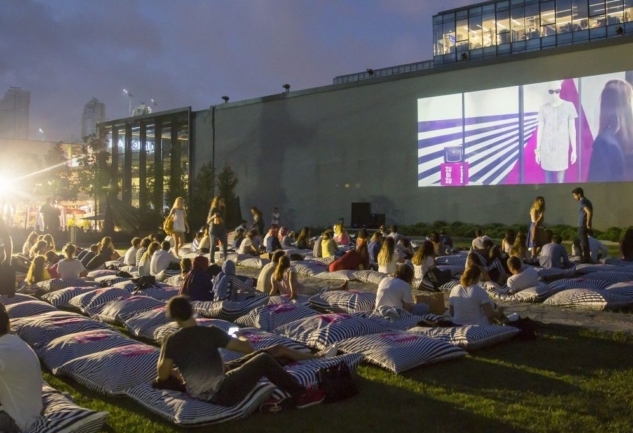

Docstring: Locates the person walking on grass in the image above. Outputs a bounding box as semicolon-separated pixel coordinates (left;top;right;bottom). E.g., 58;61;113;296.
572;187;593;264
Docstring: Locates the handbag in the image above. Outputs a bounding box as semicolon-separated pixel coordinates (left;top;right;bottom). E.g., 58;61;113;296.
317;361;358;403
163;215;174;235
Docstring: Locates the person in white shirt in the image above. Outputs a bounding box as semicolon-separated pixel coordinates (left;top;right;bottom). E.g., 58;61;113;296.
375;264;429;316
138;242;160;277
150;241;180;276
271;207;280;225
588;235;608;262
471;229;491;250
377;237;404;275
238;229;260;256
449;266;504;326
56;243;88;279
505;257;540;294
0;304;43;433
124;237;141;266
257;250;286;294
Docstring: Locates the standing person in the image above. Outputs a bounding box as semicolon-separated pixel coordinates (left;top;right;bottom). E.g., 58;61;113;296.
535;80;578;184
0;304;43;433
0;217;16;298
271;207;280;226
527;196;546;259
207;196;227;264
250;207;265;238
572;187;593;264
39;198;60;232
168;197;189;257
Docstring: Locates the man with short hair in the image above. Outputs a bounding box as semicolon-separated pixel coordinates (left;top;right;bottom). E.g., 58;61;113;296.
124;237;142;266
572;187;593;263
265;226;282;258
506;257;540;293
539;234;572;269
156;296;326;411
388;225;402;244
471;229;491;250
150;241;180;275
0;304;43;432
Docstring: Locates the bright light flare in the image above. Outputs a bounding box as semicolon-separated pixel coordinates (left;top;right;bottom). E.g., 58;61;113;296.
0;175;14;196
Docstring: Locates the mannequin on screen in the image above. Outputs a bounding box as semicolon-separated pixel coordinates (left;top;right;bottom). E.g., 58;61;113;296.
535;80;578;184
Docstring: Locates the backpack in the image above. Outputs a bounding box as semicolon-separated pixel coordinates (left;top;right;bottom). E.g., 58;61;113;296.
317;362;358;403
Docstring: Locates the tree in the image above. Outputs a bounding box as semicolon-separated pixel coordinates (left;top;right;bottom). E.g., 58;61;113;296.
75;132;112;218
34;142;81;201
216;163;240;228
189;161;215;231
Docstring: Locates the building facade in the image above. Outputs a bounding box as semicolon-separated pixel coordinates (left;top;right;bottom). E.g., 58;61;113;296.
0;87;30;140
81;98;106;139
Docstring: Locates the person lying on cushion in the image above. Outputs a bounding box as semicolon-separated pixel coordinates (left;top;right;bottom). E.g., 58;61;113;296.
328;243;369;272
179;256;214;301
449;266;506;326
155;296;330;410
505;256;540;294
375;264;429;316
539;233;572;269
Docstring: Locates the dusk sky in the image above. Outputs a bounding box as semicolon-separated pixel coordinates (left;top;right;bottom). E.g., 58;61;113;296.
0;0;473;141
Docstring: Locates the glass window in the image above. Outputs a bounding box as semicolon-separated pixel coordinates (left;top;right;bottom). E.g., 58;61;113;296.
541;1;556;36
557;0;573;33
443;21;456;53
443;12;455;22
607;0;624;24
625;0;633;22
434;24;444;55
525;3;541;38
469;15;483;48
470;6;482;16
433;15;442;25
456;9;468;20
497;10;511;43
512;7;526;41
589;1;606;27
573;0;589;31
497;1;510;11
511;0;525;6
482;13;497;46
456;19;469;42
482;4;495;14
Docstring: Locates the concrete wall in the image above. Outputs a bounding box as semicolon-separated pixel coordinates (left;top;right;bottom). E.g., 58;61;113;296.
193;38;633;230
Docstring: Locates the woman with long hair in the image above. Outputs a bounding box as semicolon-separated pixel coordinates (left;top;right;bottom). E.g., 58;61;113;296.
320;230;337;258
620;228;633;261
179;255;213;301
168;197;189;257
588;79;633;182
85;236;119;271
56;243;88;279
465;253;491;283
271;256;346;299
411;240;439;290
250;206;265;237
449;266;505;325
138;241;161;277
329;242;370;272
501;229;516;255
29;240;48;259
207;196;227;264
527;196;546;259
42;233;56;252
333;223;351;246
238;229;260;256
22;231;39;256
356;228;368;248
510;231;531;263
295;227;312;250
374;264;430;316
377;237;403;275
25;255;50;286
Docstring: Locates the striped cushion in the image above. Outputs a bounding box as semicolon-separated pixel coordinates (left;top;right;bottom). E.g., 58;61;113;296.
234;303;318;331
353;311;425;331
605;282;633;299
56;344;159;395
308;291;376;314
485;284;547;303
546;278;611;292
436;265;465;276
24;383;109;433
312;270;357;281
274;313;385;350
311;256;336;266
237;257;267;269
439;280;461;293
543;288;633;310
123;307;172;340
265;294;311;306
5;300;58;319
0;293;36;305
153;319;234;343
86;269;117;280
337;331;467;374
69;288;131;315
534;265;577;280
15;312;111;350
435;255;467;266
408;325;520;351
130;286;180;301
293;262;327;277
283;353;364;388
353;270;388;285
36;278;97;293
41;286;98;308
94;275;130;286
219;328;310;362
97;296;165;324
581;271;633;284
41;329;137;371
123;382;276;427
110;280;170;292
603;257;633;268
163;274;184;287
575;263;620;274
191;295;269;322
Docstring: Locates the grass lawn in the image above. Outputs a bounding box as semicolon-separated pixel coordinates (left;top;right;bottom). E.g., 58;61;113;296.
42;323;633;433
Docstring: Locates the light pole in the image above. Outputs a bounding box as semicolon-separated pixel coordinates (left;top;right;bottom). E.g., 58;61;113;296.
123;88;133;116
38;128;46;141
151;98;157;108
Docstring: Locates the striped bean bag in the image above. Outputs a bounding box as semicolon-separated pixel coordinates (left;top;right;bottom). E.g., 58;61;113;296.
41;329;138;371
434;255;467;266
191;295;269;322
153;318;234;343
123;382;276;427
219;328;310;362
439;280;461;293
135;286;180;301
35;278;98;293
123;307;172;340
353;311;425;331
543;288;633;310
312;270;357;281
353;270;388;285
311;256;337;266
283;353;365;388
93;275;131;286
237;257;268;269
605;282;633;299
581;271;633;284
274;313;385;350
68;288;131;315
546;278;611;292
41;286;98;308
86;269;117;280
436;265;465;276
337;331;467;374
408;325;520;351
234;303;318;332
574;263;620;274
5;300;58;319
485;284;547;303
0;293;36;305
14;312;111;350
534;265;577;280
97;296;165;324
56;344;160;395
308;290;376;314
293;262;328;277
265;294;311;306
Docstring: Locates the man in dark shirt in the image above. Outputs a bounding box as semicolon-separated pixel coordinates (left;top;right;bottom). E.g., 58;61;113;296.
156;296;327;410
572;187;593;263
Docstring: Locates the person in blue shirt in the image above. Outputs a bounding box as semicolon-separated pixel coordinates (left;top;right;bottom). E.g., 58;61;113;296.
539;233;572;269
367;231;384;269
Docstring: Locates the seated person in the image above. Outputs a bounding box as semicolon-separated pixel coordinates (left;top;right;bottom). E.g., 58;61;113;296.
191;230;204;252
449;266;505;326
509;231;532;263
375;264;429;316
0;304;43;433
377;237;404;275
295;227;312;250
539;234;572;269
165;258;192;287
312;234;324;258
620;228;633;261
234;220;248;233
124;237;141;266
588;235;608;262
271;256;346;299
138;242;161;277
395;238;413;260
320;230;337;259
198;229;211;254
238;229;261;256
356;228;369;248
429;231;446;256
367;231;384;268
439;230;453;250
465;253;492;283
265;226;282;258
486;246;508;285
155;296;327;409
135;238;152;267
45;250;61;279
257;250;286;294
179;256;214;301
56;243;88;279
21;232;38;257
411;240;440;290
28;240;48;260
387;225;403;245
231;228;246;251
329;243;369;272
471;229;491;250
332;223;351;246
25;255;51;286
85;237;120;271
281;230;295;248
501;230;516;255
150;241;180;276
505;256;540;294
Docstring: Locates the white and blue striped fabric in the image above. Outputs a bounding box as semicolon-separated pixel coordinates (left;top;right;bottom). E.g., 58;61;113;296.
234;303;318;332
543;288;633;310
68;288;131;315
581;271;633;284
97;296;165;324
283;353;364;388
265;294;311;306
219;328;310;362
153;318;234;343
41;329;138;371
56;344;160;395
41;286;98;308
353;270;388;285
14;312;111;350
311;256;337;266
5;300;58;319
485;284;547;303
274;313;386;350
123;381;276;427
439;280;461;293
134;286;180;301
574;263;620;274
353;311;425;332
237;257;268;269
123;307;171;340
94;275;131;286
408;325;520;351
534;265;577;280
86;269;117;280
435;254;467;266
36;278;98;293
292;262;328;277
0;293;36;305
605;282;633;299
336;331;467;374
312;270;357;281
191;295;269;322
546;278;611;293
308;291;376;314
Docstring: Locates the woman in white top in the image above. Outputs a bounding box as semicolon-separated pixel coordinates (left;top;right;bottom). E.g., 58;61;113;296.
168;197;189;257
138;242;160;277
56;243;88;279
501;229;516;255
449;267;504;326
270;256;346;299
238;229;260;255
377;237;403;275
411;240;436;290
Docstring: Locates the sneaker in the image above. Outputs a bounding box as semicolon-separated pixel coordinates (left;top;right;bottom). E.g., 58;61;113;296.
259;396;295;413
317;344;338;358
295;387;325;409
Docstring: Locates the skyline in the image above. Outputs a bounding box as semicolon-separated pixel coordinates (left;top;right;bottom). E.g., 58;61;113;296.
0;0;472;142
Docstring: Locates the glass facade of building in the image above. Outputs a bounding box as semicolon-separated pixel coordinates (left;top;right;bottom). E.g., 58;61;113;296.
434;0;633;64
99;109;190;213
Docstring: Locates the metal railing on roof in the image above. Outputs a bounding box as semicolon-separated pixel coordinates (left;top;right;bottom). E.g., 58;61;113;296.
333;59;435;85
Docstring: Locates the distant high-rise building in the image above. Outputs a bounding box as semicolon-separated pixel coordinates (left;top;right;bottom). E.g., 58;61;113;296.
0;87;31;140
81;97;106;138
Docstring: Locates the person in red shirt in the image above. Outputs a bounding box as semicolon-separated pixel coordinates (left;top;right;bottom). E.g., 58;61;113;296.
329;243;369;272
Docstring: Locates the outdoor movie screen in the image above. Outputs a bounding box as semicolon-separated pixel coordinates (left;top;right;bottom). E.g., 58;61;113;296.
417;70;633;187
